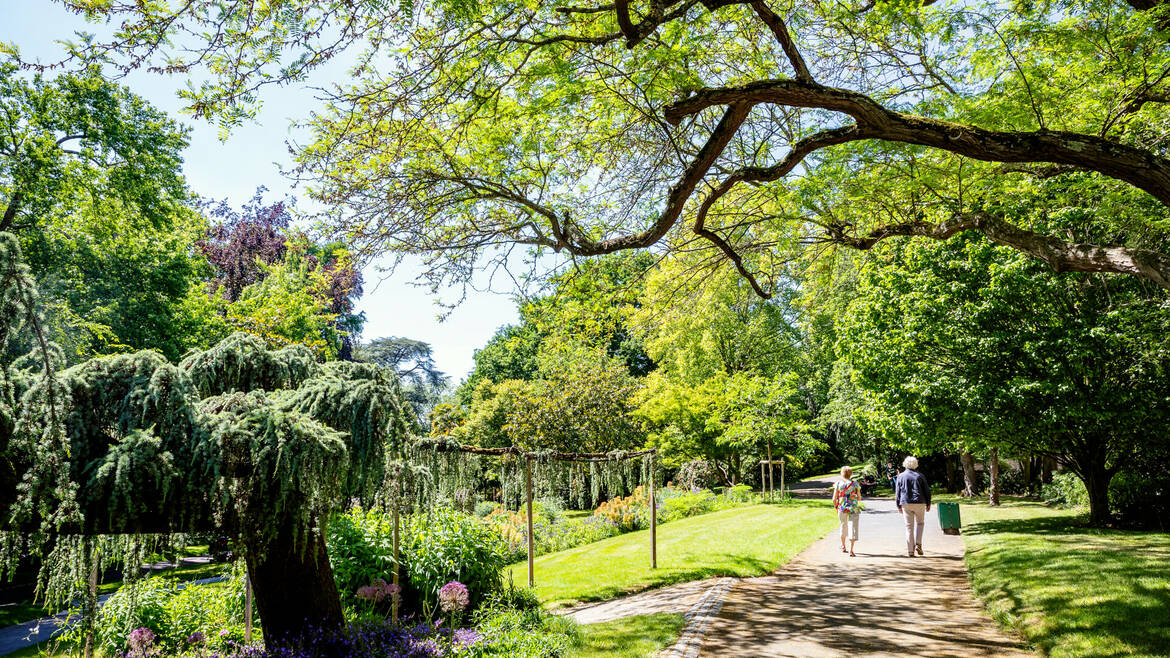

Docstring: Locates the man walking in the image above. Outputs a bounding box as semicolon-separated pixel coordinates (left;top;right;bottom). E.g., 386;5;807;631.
895;456;931;556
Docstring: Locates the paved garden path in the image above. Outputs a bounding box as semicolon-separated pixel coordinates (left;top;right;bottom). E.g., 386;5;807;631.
567;479;1032;657
692;494;1032;657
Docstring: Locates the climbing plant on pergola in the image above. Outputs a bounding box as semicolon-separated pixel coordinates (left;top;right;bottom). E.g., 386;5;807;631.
411;439;661;585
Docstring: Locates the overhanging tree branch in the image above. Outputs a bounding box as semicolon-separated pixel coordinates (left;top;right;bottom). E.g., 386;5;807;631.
825;212;1170;289
664;79;1170;208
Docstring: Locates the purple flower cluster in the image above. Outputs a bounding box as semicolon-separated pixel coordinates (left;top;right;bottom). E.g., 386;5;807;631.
127;627;155;656
356;577;402;606
437;581;469;613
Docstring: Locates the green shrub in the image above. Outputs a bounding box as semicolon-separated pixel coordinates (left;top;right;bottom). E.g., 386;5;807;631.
328;507;397;610
402;506;506;615
70;567;244;655
659;489;717;522
722;484;755;504
162;573;247;651
674;459;720;490
996;463;1029;495
80;575;171;655
467;599;578;657
1109;472;1169;530
1041;471;1089;508
475;501;501;518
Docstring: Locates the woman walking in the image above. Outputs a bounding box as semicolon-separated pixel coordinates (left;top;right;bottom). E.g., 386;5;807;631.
833;466;861;557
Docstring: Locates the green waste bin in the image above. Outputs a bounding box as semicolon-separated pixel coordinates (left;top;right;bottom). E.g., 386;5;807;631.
938;502;961;535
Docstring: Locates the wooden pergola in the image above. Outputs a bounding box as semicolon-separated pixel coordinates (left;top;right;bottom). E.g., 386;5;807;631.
417;443;660;589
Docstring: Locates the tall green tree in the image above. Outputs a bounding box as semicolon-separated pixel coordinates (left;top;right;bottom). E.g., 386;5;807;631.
0;64;208;362
836;234;1170;524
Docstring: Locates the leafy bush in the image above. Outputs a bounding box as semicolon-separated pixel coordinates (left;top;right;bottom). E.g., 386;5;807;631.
328;507;398;611
485;507;619;562
474;501;501;518
996;463;1029;495
1109;472;1169;530
71;567;245;655
658;488;718;521
593;484;753;531
402;507;506;616
674;459;720;491
1041;471;1089;508
722;484;755;504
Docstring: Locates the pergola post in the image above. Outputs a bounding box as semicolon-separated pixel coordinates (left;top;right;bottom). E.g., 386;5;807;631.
244;570;254;643
525;454;535;588
392;504;400;623
766;440;774;501
649;451;657;569
84;541;97;658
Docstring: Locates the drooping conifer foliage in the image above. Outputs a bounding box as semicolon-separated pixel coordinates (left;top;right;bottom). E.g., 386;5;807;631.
0;232;412;643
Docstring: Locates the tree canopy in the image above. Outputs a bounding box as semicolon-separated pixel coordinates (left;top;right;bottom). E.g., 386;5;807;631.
21;0;1170;294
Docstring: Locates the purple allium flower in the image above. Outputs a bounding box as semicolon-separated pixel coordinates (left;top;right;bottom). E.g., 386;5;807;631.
357;577;402;605
128;627;154;653
187;631;206;644
438;581;469;613
218;628;231;638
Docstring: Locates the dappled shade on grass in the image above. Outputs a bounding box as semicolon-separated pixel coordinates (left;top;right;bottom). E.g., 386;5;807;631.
509;501;835;607
958;497;1170;657
569;613;686;658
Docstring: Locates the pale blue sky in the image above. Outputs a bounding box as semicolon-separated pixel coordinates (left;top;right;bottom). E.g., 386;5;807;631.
2;0;519;379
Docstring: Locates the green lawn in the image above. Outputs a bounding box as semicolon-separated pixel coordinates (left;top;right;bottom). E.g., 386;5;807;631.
509;501;836;608
569;613;686;658
801;464;864;481
950;496;1170;657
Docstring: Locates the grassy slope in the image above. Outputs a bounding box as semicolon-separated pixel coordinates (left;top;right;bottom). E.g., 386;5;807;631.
509;501;835;608
569;613;686;658
950;496;1170;658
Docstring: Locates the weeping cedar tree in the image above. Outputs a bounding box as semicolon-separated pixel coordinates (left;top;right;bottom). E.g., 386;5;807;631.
0;233;411;647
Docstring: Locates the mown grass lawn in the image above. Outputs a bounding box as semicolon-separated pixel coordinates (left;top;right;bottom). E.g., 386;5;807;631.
508;501;836;608
568;613;685;658
950;496;1170;657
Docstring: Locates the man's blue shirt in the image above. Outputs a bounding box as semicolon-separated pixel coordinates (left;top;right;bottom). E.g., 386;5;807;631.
895;469;931;507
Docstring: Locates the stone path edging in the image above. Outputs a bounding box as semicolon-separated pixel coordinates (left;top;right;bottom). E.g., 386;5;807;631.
657;577;736;658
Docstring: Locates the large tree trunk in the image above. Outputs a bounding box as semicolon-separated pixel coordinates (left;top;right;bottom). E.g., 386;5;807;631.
1081;465;1115;527
1022;457;1035;496
944;454;958;494
988;447;1000;506
245;526;344;650
1042;457;1055;484
959;451;979;497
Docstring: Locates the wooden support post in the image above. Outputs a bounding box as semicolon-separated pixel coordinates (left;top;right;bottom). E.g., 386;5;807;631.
244;569;254;643
649;453;657;569
761;461;766;499
780;458;785;500
525;455;535;588
84;541;97;658
392;505;400;623
766;440;774;502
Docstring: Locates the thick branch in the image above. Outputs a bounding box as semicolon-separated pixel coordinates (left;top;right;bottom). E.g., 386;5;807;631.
828;212;1170;289
665;79;1170;206
748;0;812;81
687;125;875;297
561;103;755;255
0;192;21;232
